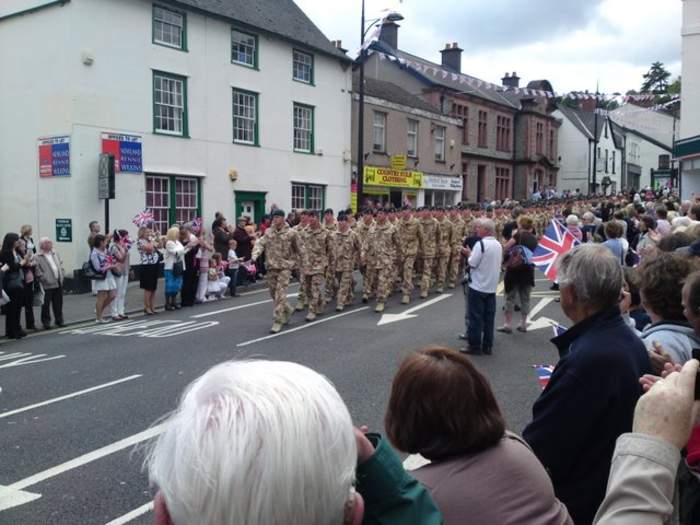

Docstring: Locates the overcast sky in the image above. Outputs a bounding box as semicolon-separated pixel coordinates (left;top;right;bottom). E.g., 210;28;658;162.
295;0;682;95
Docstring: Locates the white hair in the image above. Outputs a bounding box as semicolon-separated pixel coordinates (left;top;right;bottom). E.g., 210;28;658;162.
39;237;52;251
566;214;580;226
672;216;691;229
557;244;622;307
146;360;357;525
474;218;495;235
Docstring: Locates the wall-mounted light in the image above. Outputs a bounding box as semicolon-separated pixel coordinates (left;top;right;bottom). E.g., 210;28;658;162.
228;168;238;182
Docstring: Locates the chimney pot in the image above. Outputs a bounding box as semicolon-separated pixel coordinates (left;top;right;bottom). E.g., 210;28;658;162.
502;72;520;88
440;41;462;73
379;21;399;49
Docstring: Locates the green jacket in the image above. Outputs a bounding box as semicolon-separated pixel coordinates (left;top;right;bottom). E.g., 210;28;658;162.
357;434;443;525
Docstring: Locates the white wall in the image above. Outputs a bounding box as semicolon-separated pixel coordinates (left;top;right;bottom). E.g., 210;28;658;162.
0;0;352;272
681;0;700;198
553;109;589;192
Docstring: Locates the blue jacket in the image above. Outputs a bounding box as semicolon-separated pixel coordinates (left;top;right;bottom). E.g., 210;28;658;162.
523;305;650;525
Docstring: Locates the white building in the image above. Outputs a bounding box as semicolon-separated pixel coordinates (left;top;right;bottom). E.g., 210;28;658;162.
554;104;622;194
0;0;352;276
678;0;700;198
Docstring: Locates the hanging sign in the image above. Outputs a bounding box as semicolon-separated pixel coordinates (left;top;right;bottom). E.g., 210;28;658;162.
38;136;70;177
101;133;143;173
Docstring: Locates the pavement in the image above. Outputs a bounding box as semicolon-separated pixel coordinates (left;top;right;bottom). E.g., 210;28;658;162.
0;275;567;524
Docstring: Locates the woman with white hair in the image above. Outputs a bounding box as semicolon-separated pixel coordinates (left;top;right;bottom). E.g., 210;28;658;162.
35;238;65;329
565;215;583;242
147;360;442;525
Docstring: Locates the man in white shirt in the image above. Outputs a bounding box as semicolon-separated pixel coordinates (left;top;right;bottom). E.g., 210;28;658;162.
460;218;503;356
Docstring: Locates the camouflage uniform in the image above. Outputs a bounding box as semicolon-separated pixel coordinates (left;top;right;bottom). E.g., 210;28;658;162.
397;216;423;302
418;216;439;297
300;226;332;317
252;225;300;329
356;219;376;300
364;221;400;307
323;220;338;300
332;228;361;309
448;214;466;288
435;217;453;292
293;223;309;310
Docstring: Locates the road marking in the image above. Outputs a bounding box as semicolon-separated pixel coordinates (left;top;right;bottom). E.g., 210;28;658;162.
62;320;219;338
377;294;453;326
0;485;41;512
7;423;166;492
0;351;65;370
105;501;154;525
191;293;300;319
496;281;505;295
0;375;142;419
526;297;554;321
236;307;370;348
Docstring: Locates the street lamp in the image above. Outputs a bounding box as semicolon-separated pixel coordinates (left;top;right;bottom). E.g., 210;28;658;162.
356;3;403;211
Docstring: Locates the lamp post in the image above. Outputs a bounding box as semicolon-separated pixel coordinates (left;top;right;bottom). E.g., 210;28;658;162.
356;2;403;211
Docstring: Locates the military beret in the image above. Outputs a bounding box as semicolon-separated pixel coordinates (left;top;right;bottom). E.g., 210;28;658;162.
272;209;285;218
337;212;348;221
324;208;334;215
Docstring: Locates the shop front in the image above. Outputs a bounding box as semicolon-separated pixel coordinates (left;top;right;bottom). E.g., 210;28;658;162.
420;174;463;207
361;166;422;209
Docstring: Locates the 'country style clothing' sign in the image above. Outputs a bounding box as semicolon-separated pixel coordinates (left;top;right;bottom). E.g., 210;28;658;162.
38;136;70;177
101;133;143;173
422;174;463;191
364;166;422;189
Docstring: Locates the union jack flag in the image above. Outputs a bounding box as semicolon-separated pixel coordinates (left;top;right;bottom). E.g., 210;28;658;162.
533;364;555;390
552;323;568;338
532;220;580;281
132;209;154;227
191;217;203;234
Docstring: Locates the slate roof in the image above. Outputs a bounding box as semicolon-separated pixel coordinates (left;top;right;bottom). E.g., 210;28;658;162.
354;76;444;115
556;104;606;141
167;0;349;61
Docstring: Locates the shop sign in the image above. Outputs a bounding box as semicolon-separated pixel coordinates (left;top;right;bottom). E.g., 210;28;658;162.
363;166;422;189
38;136;70;177
101;133;143;173
422;174;463;191
55;218;72;242
391;155;407;170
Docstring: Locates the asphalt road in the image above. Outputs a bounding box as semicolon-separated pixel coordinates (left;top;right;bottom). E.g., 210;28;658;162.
0;276;567;525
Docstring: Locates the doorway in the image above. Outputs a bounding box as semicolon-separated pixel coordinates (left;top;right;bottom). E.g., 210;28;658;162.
390;190;403;209
477;165;486;203
235;191;266;225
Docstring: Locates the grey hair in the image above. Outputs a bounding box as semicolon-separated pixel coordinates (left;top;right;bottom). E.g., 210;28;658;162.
582;211;595;223
39;237;52;250
557;244;622;308
566;214;580;226
474;218;495;235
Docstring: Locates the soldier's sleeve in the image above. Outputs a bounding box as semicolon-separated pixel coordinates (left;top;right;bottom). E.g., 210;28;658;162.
251;232;266;261
417;223;425;253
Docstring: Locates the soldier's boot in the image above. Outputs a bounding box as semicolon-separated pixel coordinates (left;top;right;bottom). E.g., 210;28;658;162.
295;302;306;312
420;290;428;299
401;294;410;304
375;302;385;313
305;312;317;322
336;303;345;312
448;283;456;289
284;304;295;325
362;295;369;304
270;322;283;334
436;288;444;294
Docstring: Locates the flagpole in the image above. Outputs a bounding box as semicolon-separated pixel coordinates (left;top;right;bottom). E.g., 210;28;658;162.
356;0;366;211
591;82;600;195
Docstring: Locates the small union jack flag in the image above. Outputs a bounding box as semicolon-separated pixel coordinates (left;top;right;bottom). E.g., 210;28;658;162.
132;209;154;227
191;217;203;234
533;364;555;390
552;324;567;337
532;220;580;281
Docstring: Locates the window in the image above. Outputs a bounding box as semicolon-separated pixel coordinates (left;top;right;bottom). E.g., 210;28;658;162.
407;119;418;157
478;111;488;148
434;125;446;162
496;116;511;151
293;103;314;153
495;167;511;200
461;162;468;201
233;89;258;145
373;111;386;153
605;149;609;173
535;122;544;155
231;29;258;68
612;151;616;174
293;49;314;84
291;183;325;211
424;190;452;207
549;129;555;159
146;175;201;234
462;108;469;145
153;71;187;136
153;5;186;50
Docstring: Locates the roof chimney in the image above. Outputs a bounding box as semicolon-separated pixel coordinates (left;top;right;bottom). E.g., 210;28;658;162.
502;71;520;88
440;42;463;73
332;39;347;53
379;21;399;50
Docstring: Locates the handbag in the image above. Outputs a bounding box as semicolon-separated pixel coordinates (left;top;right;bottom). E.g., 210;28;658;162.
0;289;9;307
33;283;45;307
82;261;106;280
3;271;23;291
172;259;184;277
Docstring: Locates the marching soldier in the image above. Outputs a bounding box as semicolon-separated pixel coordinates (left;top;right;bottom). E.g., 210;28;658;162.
356;210;376;302
299;212;332;322
322;208;338;301
332;212;362;311
251;209;301;333
397;207;423;304
362;209;400;313
418;208;439;298
448;208;466;288
293;211;311;311
434;208;453;293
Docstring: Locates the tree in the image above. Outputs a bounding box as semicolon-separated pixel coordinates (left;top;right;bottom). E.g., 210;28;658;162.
668;76;681;95
641;61;671;94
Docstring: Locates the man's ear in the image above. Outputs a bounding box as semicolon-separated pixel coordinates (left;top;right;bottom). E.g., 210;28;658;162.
154;491;175;525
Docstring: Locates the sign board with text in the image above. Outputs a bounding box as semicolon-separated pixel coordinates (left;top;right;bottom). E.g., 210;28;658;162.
363;166;422;189
391;155;407;171
422;174;463;191
38;136;70;177
55;218;72;242
101;133;143;173
98;154;116;199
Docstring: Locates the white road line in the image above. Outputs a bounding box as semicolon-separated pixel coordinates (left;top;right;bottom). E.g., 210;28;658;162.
191;293;299;319
0;375;142;419
8;423;166;491
236;307;370;347
105;501;154;525
526;297;554;322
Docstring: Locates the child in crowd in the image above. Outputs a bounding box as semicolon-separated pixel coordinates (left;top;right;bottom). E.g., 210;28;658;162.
206;254;229;300
227;238;242;297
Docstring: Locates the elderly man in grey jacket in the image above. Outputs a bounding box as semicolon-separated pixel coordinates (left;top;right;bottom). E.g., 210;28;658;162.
35;238;65;329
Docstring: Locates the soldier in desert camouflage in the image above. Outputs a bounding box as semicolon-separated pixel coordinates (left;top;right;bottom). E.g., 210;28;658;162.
434;208;453;293
448;207;466;288
397;207;423;304
357;210;376;302
322;208;338;301
362;209;400;313
293;211;311;311
418;208;439;298
299;212;332;322
251;209;301;333
331;212;362;311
